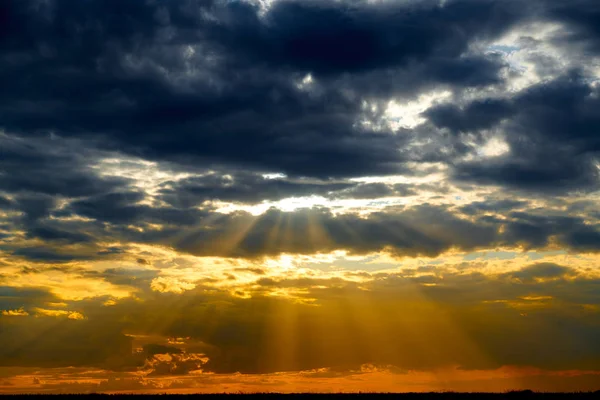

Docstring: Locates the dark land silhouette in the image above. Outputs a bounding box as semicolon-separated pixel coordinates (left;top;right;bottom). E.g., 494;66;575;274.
3;391;600;399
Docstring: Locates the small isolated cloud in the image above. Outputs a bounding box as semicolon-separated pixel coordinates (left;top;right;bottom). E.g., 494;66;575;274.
1;308;29;317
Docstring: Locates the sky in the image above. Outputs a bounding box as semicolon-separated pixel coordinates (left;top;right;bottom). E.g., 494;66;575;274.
1;0;600;394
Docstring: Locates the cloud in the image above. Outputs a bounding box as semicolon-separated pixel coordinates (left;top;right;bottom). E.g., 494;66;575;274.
0;0;598;265
0;287;57;311
142;344;183;357
96;268;159;288
158;172;354;206
33;308;86;320
143;353;209;376
1;0;600;389
0;257;598;375
0;133;128;198
150;277;196;294
328;183;417;200
25;225;92;244
506;263;577;282
227;0;521;75
443;72;600;193
0;0;524;179
10;247;90;263
0;318;133;368
1;308;29;317
4;197;600;263
117;265;600;373
168;206;600;258
546;0;600;54
425;98;515;134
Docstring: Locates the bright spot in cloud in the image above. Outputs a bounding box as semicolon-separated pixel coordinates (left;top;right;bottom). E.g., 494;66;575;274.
93;157;192;200
262;173;287;180
488;22;572;91
296;74;314;91
478;137;510;158
215;195;331;215
386;91;452;129
275;195;329;211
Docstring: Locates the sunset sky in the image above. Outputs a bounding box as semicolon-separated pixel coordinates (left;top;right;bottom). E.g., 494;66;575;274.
1;0;600;394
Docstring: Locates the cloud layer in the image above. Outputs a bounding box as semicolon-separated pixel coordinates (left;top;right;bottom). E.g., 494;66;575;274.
1;0;600;393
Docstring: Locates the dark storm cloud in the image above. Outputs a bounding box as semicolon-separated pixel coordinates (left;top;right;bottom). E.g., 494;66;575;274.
506;262;576;282
10;247;88;263
67;189;212;227
166;205;497;258
0;0;526;178
0;287;57;311
425;98;514;134
157;172;424;206
166;205;600;258
0;0;597;260
328;183;417;199
0;196;13;209
159;172;353;206
454;157;598;193
562;225;600;252
223;0;521;75
458;199;529;215
5;198;600;263
24;222;93;244
546;0;600;54
0;134;128;198
0;134;128;255
0;0;596;196
500;212;600;250
69;191;148;225
428;72;600;192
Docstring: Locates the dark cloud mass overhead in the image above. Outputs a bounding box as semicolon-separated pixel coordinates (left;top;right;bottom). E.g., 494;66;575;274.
0;0;525;177
1;0;600;394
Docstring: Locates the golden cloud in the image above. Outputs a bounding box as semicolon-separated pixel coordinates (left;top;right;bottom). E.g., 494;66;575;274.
1;308;29;317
